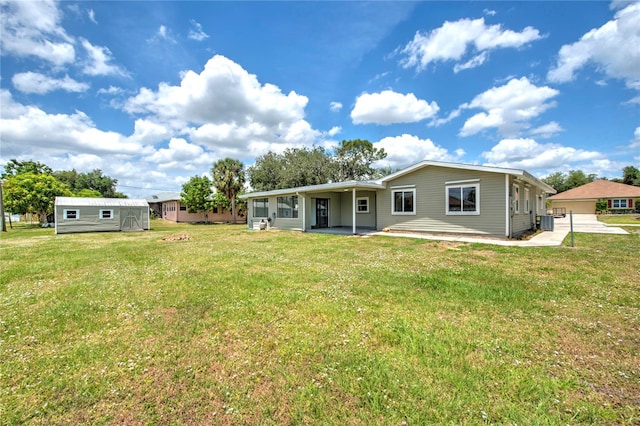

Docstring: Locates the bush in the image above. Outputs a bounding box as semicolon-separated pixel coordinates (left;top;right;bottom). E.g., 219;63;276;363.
595;199;608;213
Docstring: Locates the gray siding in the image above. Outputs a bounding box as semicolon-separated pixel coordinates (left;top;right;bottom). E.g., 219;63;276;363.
55;206;149;234
377;166;508;236
338;191;376;228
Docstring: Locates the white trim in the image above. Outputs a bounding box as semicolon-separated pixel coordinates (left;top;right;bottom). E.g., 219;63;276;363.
524;188;530;214
391;188;416;215
356;196;370;213
505;175;510;237
99;209;114;220
445;183;480;215
445;178;480;185
63;209;79;220
352;188;357;235
513;183;520;214
389;184;416;189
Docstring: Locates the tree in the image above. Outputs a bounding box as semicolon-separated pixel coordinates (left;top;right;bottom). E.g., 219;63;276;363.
621;165;640;186
180;175;214;222
565;169;596;190
333;139;387;181
247;152;285;192
56;169;126;198
75;189;102;198
542;172;568;193
2;173;72;224
2;159;53;178
212;158;245;224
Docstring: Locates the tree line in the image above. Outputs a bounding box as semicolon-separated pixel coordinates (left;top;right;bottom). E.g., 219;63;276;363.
180;140;388;221
541;165;640;193
1;159;125;225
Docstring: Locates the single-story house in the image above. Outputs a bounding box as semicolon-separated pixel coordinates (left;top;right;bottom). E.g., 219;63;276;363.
241;160;556;238
55;197;150;234
145;192;236;223
548;180;640;214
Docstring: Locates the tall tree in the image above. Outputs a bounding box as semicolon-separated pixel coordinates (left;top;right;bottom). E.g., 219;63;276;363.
2;173;72;224
333;139;387;181
247;152;285;192
54;169;126;198
621;165;640;186
181;175;214;222
212;158;245;223
542;172;567;193
2;159;53;178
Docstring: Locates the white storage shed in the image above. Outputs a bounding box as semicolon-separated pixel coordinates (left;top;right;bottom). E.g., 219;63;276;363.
54;197;150;234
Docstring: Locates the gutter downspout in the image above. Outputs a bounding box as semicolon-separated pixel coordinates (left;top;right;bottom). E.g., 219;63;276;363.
352;188;357;235
505;175;510;238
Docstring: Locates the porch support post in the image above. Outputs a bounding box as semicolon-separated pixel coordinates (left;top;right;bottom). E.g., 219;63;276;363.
299;192;306;232
352;188;357;235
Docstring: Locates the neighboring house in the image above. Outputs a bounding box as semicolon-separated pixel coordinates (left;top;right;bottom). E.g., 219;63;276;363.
548;180;640;214
241;160;556;238
55;197;150;234
145;192;236;223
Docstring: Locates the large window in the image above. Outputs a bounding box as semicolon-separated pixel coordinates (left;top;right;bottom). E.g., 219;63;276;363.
252;198;269;217
63;209;79;220
612;199;628;209
356;197;369;213
277;195;298;218
392;189;415;215
446;184;479;215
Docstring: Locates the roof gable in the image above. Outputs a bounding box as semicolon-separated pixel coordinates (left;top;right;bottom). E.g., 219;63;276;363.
548;180;640;200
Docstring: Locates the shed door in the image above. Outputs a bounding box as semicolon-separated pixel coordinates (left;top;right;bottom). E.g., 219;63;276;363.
121;208;143;231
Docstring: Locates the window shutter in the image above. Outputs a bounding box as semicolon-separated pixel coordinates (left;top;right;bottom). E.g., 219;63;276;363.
629;199;633;208
608;199;612;208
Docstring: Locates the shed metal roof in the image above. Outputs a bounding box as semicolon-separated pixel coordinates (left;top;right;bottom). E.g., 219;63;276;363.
55;197;149;207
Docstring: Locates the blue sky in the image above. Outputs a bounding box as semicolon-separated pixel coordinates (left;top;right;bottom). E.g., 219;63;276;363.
1;0;638;198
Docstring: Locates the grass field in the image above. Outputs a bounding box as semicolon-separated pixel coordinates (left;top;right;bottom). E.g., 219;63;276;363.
597;214;640;225
1;221;639;425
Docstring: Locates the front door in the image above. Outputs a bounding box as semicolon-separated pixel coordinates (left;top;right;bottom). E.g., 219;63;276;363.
315;199;329;228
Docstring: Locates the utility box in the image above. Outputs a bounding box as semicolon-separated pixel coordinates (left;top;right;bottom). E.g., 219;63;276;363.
538;215;554;231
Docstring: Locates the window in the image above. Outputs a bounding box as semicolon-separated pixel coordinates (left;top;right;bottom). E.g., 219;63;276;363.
612;199;628;209
277;195;298;218
99;209;113;220
513;184;520;214
179;205;187;211
392;189;415;215
63;209;79;220
524;188;530;213
446;184;479;215
537;195;544;212
253;198;268;217
356;197;369;213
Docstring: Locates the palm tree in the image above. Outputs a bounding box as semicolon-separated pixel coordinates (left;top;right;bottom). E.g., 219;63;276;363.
212;158;245;224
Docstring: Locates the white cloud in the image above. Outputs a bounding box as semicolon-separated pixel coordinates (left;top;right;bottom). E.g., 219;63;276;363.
0;90;153;159
97;85;125;95
329;101;343;112
124;54;317;155
453;52;487;73
351;90;439;125
548;3;640;90
80;38;129;77
146;138;213;171
459;77;559;137
631;126;640;149
372;134;460;170
326;126;341;137
188;20;209;41
88;9;97;24
400;17;542;72
153;25;177;44
482;138;602;170
12;72;89;94
529;121;564;139
0;0;75;66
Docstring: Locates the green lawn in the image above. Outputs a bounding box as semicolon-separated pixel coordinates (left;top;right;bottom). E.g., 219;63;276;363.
1;221;639;425
597;214;640;225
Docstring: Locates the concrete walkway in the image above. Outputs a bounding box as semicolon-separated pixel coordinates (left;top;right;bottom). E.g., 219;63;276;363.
371;214;628;247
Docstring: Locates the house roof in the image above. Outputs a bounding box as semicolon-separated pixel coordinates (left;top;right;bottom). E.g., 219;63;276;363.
240;180;384;199
55;197;149;207
145;192;181;203
548;180;640;200
381;160;557;194
240;160;556;198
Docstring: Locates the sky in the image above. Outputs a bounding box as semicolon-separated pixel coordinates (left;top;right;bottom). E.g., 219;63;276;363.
1;0;639;198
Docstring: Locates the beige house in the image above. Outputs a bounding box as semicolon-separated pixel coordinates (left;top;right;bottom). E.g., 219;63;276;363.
241;161;556;238
548;180;640;214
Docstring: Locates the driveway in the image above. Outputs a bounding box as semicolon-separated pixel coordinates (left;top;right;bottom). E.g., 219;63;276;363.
553;214;628;235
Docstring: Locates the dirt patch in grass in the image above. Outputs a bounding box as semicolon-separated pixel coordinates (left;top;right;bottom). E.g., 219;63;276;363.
161;233;191;242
